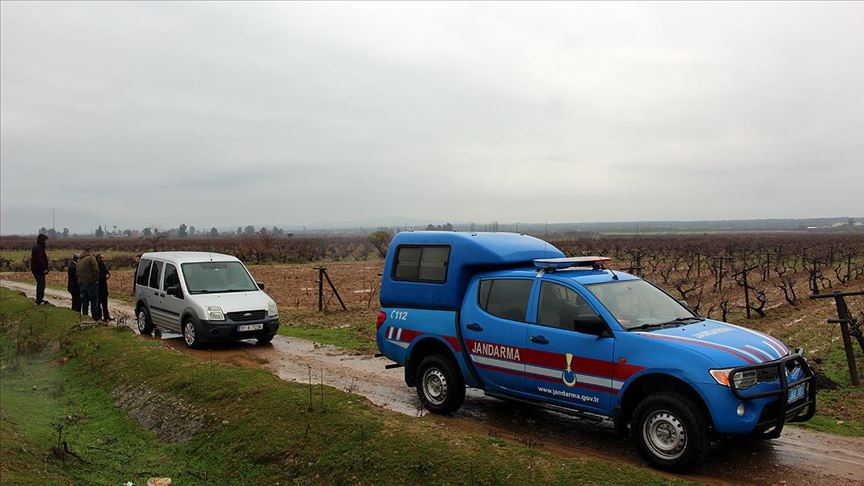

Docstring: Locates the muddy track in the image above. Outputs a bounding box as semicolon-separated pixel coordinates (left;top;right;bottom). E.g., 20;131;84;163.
4;280;863;485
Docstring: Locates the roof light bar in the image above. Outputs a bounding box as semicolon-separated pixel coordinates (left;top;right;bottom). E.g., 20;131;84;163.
533;256;611;270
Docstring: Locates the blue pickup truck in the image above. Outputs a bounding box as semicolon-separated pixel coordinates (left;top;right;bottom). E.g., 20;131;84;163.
375;232;815;470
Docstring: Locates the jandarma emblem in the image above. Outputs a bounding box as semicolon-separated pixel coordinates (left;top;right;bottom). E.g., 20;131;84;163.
562;353;578;387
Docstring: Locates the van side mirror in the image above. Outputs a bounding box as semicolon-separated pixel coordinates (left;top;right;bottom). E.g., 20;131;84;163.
573;315;610;337
257;282;265;290
166;285;183;299
679;300;690;309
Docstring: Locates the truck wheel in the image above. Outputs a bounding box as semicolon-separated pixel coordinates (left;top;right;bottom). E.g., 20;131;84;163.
182;319;203;349
415;354;465;414
136;307;154;336
632;392;709;471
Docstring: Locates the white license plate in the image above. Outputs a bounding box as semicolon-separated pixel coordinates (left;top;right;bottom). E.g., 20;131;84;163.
787;383;806;403
237;323;264;332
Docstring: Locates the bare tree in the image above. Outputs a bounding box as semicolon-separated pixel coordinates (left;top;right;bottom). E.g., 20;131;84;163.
367;230;393;258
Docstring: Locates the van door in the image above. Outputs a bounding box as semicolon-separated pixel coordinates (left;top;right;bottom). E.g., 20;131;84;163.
522;281;615;415
146;261;167;328
460;278;533;394
158;263;184;332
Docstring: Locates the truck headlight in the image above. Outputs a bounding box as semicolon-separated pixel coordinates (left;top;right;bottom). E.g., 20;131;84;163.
207;306;225;321
710;368;757;390
267;301;278;317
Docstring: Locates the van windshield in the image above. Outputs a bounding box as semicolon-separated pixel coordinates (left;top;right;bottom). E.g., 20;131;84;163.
181;262;258;294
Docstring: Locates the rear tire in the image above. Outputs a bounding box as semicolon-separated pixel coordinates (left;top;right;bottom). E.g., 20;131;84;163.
632;392;709;471
415;354;465;414
136;307;154;336
182;319;203;349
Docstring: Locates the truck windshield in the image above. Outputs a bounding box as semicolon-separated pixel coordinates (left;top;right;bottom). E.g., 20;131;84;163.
181;261;258;294
585;279;697;330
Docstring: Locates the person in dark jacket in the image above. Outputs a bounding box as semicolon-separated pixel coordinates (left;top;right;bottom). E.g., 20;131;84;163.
30;234;50;305
77;248;101;321
67;253;81;312
96;253;112;321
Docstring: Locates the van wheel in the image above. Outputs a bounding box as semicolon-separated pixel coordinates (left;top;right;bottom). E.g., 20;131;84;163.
415;354;465;414
182;319;203;349
136;307;154;336
256;334;274;346
632;392;709;471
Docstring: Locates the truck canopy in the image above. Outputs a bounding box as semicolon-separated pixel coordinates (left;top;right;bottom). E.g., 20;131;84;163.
380;231;565;310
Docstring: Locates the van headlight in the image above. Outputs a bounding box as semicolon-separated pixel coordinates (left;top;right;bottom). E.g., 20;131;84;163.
710;368;757;390
267;301;278;317
207;306;225;321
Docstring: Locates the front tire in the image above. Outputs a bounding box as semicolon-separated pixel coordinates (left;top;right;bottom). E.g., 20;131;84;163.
256;334;275;346
182;319;203;349
415;354;465;414
632;392;709;471
136;307;154;336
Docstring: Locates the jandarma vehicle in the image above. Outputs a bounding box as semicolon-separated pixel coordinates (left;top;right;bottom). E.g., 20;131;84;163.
375;232;815;470
134;252;279;348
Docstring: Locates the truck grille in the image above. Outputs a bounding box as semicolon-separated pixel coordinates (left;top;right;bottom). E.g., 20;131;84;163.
227;310;266;322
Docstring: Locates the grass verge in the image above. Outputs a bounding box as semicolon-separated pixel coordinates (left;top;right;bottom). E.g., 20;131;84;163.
0;288;689;485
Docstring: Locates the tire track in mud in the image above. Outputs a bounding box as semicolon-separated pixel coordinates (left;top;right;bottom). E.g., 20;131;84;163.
3;280;863;485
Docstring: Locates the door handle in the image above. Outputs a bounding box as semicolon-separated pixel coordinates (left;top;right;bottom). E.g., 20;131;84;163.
153;291;159;296
530;335;549;345
466;323;483;331
159;293;166;298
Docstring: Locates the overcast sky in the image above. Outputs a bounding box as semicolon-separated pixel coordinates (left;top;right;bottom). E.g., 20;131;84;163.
1;2;862;234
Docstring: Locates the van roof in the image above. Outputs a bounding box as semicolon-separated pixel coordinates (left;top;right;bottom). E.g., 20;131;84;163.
139;251;241;265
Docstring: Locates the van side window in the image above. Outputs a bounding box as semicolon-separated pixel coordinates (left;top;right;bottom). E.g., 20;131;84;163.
538;282;599;330
163;264;179;290
136;259;152;286
149;261;163;289
393;245;450;283
478;279;532;322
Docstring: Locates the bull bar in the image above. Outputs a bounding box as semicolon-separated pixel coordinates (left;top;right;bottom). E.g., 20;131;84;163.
728;349;816;438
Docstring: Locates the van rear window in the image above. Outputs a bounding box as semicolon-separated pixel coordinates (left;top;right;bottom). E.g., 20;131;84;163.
393;245;450;283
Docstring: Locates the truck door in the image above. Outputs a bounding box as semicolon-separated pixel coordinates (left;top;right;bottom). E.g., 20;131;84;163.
460;278;533;394
523;281;615;414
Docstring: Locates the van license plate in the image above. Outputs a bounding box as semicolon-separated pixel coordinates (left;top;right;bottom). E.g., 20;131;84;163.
787;383;806;403
238;323;264;332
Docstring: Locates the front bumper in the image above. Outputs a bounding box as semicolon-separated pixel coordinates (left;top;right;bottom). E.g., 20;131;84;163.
728;349;816;438
198;317;280;342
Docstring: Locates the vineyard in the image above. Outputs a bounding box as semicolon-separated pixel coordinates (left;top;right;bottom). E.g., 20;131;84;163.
2;231;863;432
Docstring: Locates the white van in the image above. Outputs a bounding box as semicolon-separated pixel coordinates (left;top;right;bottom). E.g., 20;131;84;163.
133;252;279;348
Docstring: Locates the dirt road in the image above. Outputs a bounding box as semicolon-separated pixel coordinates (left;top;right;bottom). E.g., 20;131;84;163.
4;280;863;485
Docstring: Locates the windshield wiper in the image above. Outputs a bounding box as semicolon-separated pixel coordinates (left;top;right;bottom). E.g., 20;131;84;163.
629;316;704;332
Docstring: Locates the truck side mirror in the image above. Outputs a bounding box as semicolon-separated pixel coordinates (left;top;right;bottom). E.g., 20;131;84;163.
679;300;690;309
573;315;610;337
257;282;266;290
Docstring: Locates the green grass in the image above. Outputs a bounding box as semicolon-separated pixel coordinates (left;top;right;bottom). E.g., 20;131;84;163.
278;308;378;354
0;288;690;485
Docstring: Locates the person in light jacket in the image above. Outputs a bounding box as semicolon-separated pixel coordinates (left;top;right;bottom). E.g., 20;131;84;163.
77;248;101;321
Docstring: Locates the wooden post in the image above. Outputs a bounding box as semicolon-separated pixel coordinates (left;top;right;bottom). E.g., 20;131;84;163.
733;265;760;320
317;267;324;312
810;291;863;386
322;268;348;311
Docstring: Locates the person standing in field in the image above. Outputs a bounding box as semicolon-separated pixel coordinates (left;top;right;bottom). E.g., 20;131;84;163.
77;248;101;320
30;234;49;305
67;253;81;312
96;253;112;321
